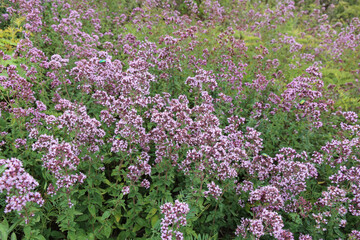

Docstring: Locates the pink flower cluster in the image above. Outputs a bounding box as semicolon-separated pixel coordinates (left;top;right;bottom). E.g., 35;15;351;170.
0;158;44;222
249;185;284;211
8;0;43;33
235;208;292;240
32;135;86;196
160;200;190;240
204;181;222;200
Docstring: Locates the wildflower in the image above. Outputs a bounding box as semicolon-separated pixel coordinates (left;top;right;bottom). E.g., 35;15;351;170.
122;186;130;195
249;185;284;211
141;179;150;189
204;181;222;200
0;158;44;220
160;200;190;240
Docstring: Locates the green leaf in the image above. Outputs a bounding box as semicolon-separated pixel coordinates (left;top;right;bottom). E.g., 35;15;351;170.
136;218;147;228
117;231;130;239
113;210;122;223
1;218;9;229
146;208;157;219
88;205;96;217
132;223;142;233
103;178;112;186
76;214;89;222
289;213;302;225
68;231;78;240
103;225;112;238
334;227;345;238
101;210;111;221
24;226;31;238
35;235;46;240
151;215;159;228
32;214;40;223
11;232;17;240
0;222;8;240
0;164;7;175
205;214;213;223
73;210;83;216
87;233;95;240
184;227;198;238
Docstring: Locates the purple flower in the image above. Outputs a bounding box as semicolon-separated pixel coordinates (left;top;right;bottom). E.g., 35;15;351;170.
141;179;150;189
0;158;44;221
249;185;284;211
236;209;285;239
204;181;222;200
160;200;190;240
299;234;312;240
122;186;130;195
14;138;27;148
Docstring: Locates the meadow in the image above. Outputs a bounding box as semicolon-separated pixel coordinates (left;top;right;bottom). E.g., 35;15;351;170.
0;0;360;239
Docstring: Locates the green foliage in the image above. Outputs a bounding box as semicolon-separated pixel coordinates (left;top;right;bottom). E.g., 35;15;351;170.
0;17;25;53
333;0;360;21
1;0;360;239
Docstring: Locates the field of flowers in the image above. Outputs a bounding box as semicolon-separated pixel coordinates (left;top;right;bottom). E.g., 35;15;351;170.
0;0;360;239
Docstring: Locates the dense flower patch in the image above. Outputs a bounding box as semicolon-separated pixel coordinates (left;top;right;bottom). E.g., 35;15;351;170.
0;0;360;239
